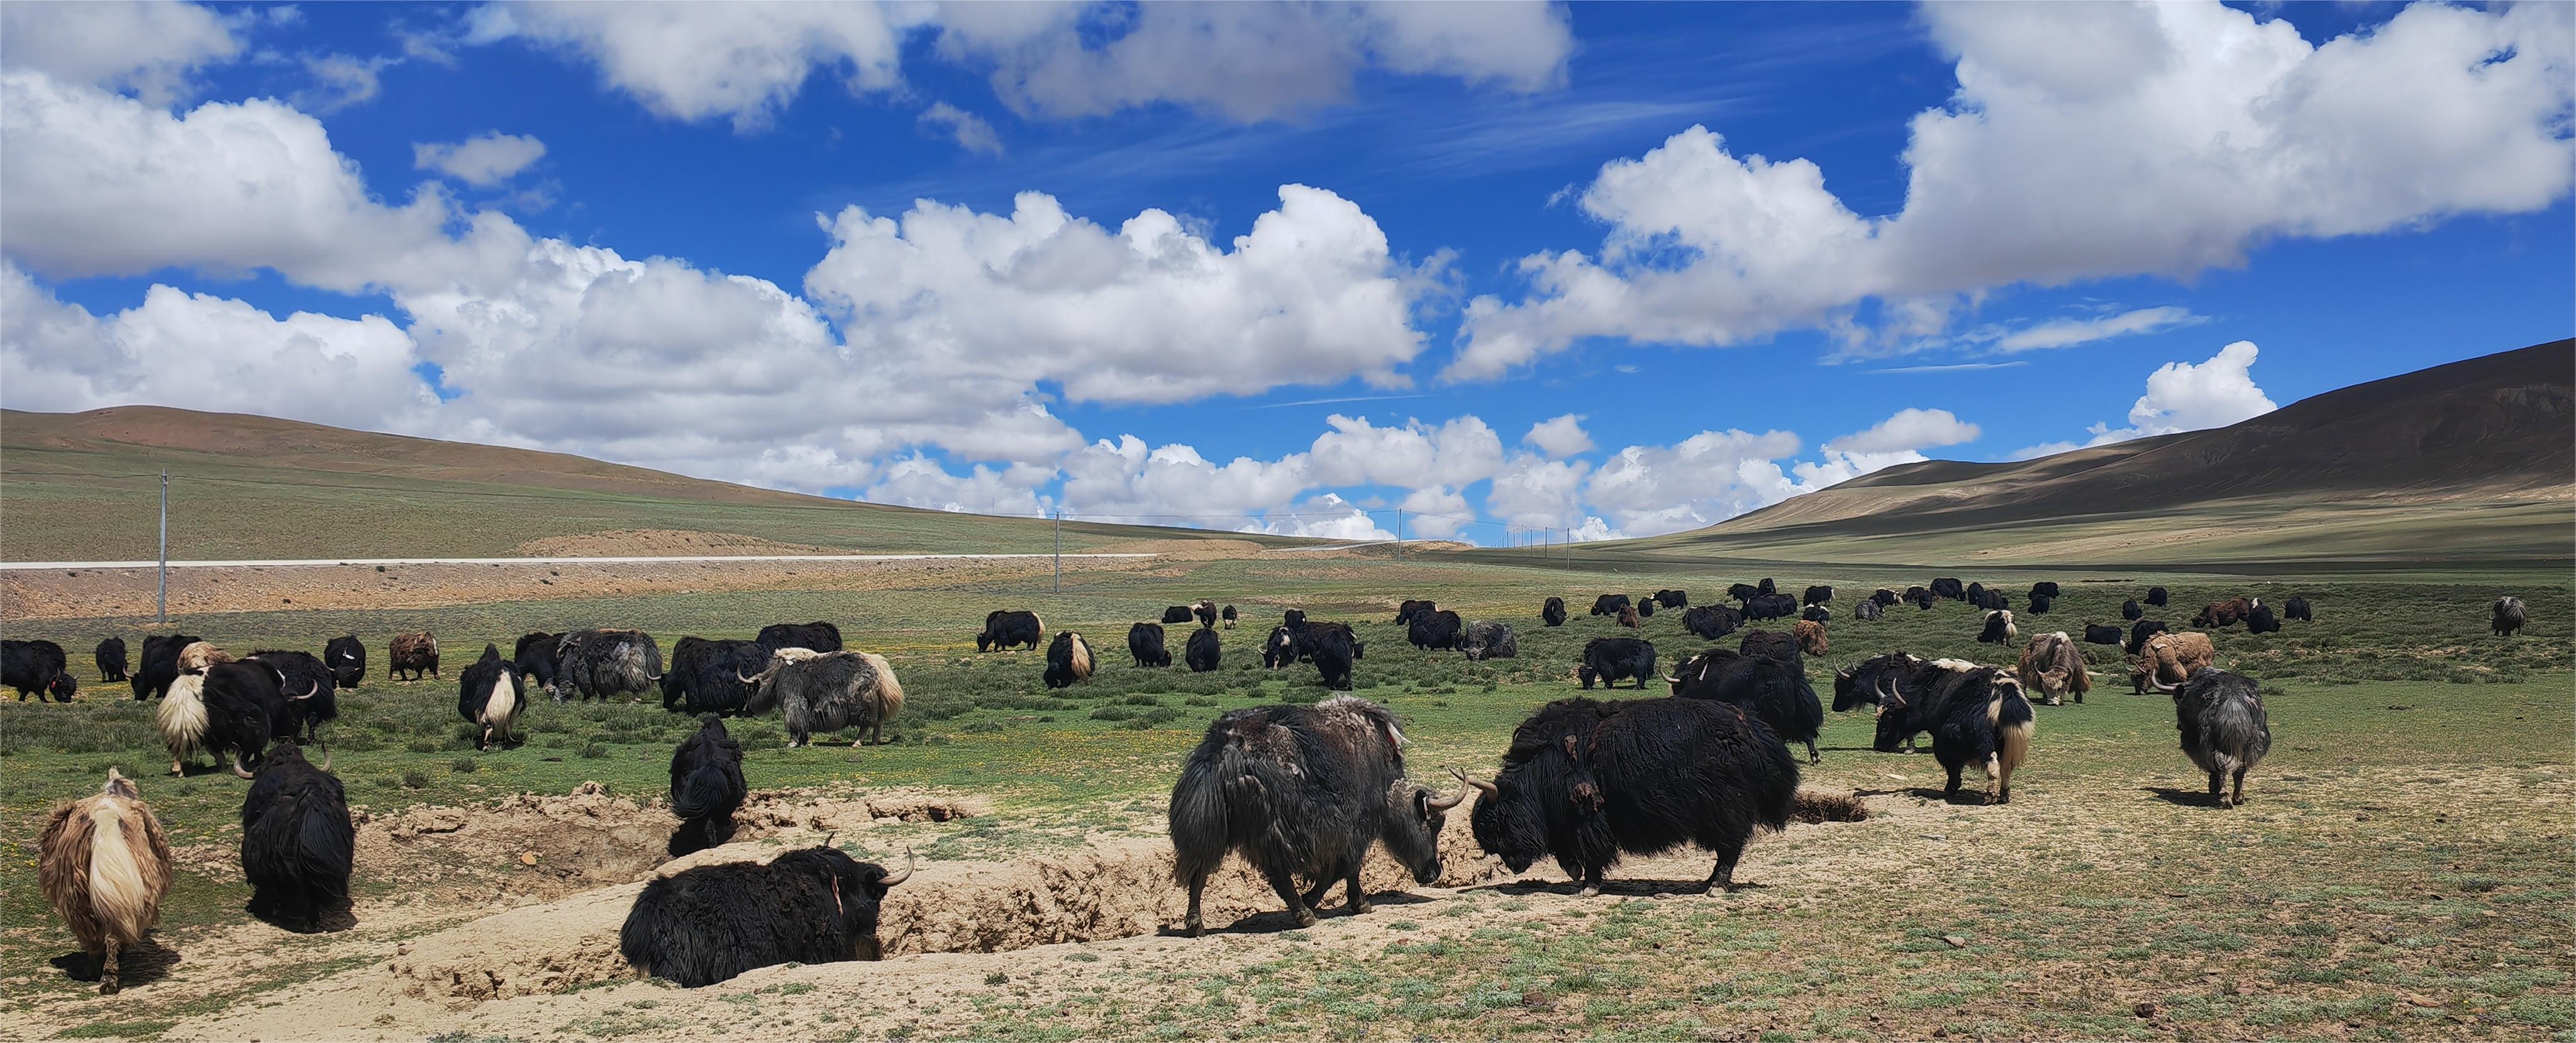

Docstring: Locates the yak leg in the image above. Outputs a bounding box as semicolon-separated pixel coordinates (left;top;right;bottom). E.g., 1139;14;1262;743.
1184;872;1210;937
1990;753;2011;805
97;939;120;995
1262;865;1318;928
2231;767;2250;807
1342;861;1372;915
2211;771;2232;809
1805;738;1821;765
1944;762;1963;798
1704;852;1741;893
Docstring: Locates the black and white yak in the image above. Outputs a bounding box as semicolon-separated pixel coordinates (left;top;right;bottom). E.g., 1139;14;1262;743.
660;637;769;716
323;635;365;689
1871;661;2035;805
2492;596;2527;637
553;628;663;703
1978;609;2017;645
457;645;525;751
619;845;912;986
667;715;748;857
1043;631;1094;688
158;661;279;778
740;649;904;747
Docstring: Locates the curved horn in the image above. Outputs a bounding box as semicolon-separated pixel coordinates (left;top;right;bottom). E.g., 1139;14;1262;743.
291;676;319;700
316;740;331;773
2150;674;2184;693
1424;771;1469;811
879;847;916;887
1449;766;1497;798
230;751;256;779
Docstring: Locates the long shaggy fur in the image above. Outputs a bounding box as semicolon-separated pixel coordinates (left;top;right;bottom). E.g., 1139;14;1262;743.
2015;632;2090;706
40;770;174;993
458;644;525;750
755;621;843;654
1668;647;1825;763
1185;627;1223;672
1045;631;1094;688
239;742;354;930
1682;604;1742;641
620;845;904;987
1872;663;2035;804
2493;596;2527;637
96;637;129;684
2132;631;2218;694
196;662;282;778
155;674;210;776
743;650;902;746
1541;596;1567;627
246;650;337;742
324;635;365;688
4;638;77;701
977;610;1045;653
1792;620;1829;657
2172;669;2272;809
1578;637;1657;691
388;632;439;681
130;633;204;701
177;640;233;674
1463;621;1518;661
1128;622;1172;667
553;628;663;702
1979;610;2017;645
667;715;748;857
660;637;769;715
512;632;560;691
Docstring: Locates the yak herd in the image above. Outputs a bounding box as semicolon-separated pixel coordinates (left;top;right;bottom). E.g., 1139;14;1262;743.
11;581;2538;993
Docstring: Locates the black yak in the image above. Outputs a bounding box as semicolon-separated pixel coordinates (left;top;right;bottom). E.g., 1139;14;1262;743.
1169;696;1463;934
619;845;911;986
239;741;352;929
756;621;842;654
1395;600;1436;625
1802;585;1833;606
1221;605;1238;628
740;650;904;747
1967;582;1988;606
39;769;172;994
975;610;1043;653
1738;628;1800;665
1463;621;1518;661
2284;596;2314;623
1161;606;1195;625
162;661;279;778
2122;599;2144;622
1907;586;1935;610
94;637;128;684
1682;604;1742;641
1744;593;1797;622
2084;623;2124;645
2145;586;2169;606
130;633;202;701
1756;578;1777;596
1829;650;1933;753
1542;596;1568;627
2492;596;2526;637
457;644;525;751
1930;577;1965;601
1305;622;1360;691
1407;610;1465;652
1653;589;1689;609
1635;597;1657;618
1192;600;1219;628
660;637;768;716
667;715;747;857
1577;637;1656;690
2171;669;2272;809
2126;619;2171;655
554;628;662;703
1128;622;1172;668
2245;604;2282;634
1667;647;1823;764
1801;604;1829;623
1457;696;1797;895
1044;632;1094;688
1978;588;2011;611
1185;627;1221;672
323;635;365;689
388;632;439;681
244;650;336;742
1590;593;1632;617
1726;583;1760;603
2028;592;2053;614
2031;581;2060;599
4;639;77;701
1872;662;2035;805
1979;610;2017;645
1261;625;1299;669
512;632;561;691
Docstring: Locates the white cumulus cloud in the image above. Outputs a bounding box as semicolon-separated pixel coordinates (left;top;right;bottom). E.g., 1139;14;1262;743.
413;131;547;186
2011;340;2279;458
1522;413;1594;458
0;0;242;104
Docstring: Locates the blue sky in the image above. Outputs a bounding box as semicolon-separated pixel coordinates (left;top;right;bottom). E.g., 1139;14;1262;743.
3;1;2569;543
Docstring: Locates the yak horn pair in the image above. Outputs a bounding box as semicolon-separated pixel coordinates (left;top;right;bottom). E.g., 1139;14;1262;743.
1448;766;1497;799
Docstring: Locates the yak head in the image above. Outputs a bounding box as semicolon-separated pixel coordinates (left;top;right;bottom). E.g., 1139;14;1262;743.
1870;700;1914;754
1455;766;1543;873
790;845;914;961
45;671;77;701
1375;774;1470;885
975;632;994;653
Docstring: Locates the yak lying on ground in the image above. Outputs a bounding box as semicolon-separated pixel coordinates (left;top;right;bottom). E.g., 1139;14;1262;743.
1667;647;1823;764
388;632;440;681
457;645;525;751
130;633;203;701
1542;596;1568;627
1654;589;1689;609
2145;586;2170;606
1578;637;1657;690
1979;610;2017;645
1044;632;1094;688
1977;588;2011;611
2016;632;2089;706
2245;604;2282;634
1170;696;1463;934
1907;587;1936;610
667;715;747;857
2126;620;2172;655
1457;696;1797;895
621;845;911;987
1408;610;1465;652
975;610;1044;653
2031;582;2060;599
1395;600;1437;625
2122;599;2144;622
5;639;77;701
1855;600;1884;622
239;741;352;930
2192;598;2258;628
1682;604;1743;641
1744;593;1797;622
1802;585;1833;606
1128;622;1172;668
741;649;904;747
2492;596;2526;637
1463;621;1518;661
1591;593;1632;617
2084;623;2124;645
94;638;128;684
1185;627;1222;672
244;650;336;742
2171;669;2272;809
1872;661;2035;805
512;632;561;692
2284;596;2314;623
2132;631;2218;694
756;622;842;654
1160;606;1195;625
40;769;173;994
1800;604;1829;623
554;629;662;703
660;637;769;716
1931;578;1965;601
324;635;365;689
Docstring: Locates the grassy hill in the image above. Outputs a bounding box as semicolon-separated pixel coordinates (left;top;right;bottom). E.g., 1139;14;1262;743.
1479;340;2576;569
0;406;1302;561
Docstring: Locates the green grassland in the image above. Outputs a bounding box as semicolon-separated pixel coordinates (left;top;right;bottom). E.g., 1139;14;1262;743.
1;558;2570;1039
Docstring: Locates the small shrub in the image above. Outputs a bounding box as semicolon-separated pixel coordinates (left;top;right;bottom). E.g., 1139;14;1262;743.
450;756;479;773
579;742;608;759
402;769;430;789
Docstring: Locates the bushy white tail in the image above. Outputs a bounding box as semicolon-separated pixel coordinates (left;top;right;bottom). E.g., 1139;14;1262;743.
86;799;157;944
157;675;208;769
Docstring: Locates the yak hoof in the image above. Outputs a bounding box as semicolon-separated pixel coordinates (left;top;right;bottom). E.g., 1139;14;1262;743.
1348;896;1373;915
1291;908;1318;928
1575;884;1601;898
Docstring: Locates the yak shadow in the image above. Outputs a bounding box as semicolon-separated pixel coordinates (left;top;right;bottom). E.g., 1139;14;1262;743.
1153;890;1436;938
2141;786;2226;808
1462;876;1764;899
1854;785;2004;807
48;940;180;990
246;896;357;935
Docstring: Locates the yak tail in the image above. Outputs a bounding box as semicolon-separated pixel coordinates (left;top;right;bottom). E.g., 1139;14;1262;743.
672;761;738;822
857;652;904;722
86;800;161;942
1991;687;2035;782
486;672;520;742
1167;747;1246;888
156;676;209;765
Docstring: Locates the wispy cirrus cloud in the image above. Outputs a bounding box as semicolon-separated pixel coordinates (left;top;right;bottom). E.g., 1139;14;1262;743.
1992;304;2205;352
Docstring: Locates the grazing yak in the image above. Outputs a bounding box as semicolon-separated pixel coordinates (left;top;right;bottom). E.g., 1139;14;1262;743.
1578;637;1657;690
1221;605;1239;629
388;632;440;681
1261;625;1300;669
1170;696;1463;934
1654;589;1689;609
1395;600;1437;625
1185;627;1222;672
1591;593;1633;617
457;645;525;751
2192;597;2258;628
1930;577;1965;601
1128;622;1173;668
2028;593;2054;614
1802;585;1833;606
2284;596;2314;623
2126;619;2172;655
1907;586;1936;610
661;637;769;716
2030;582;2060;600
621;845;911;987
1757;578;1777;595
1831;652;1929;752
1744;593;1798;622
1791;619;1829;657
1667;647;1824;764
130;633;204;701
755;621;842;654
1682;604;1743;641
1725;583;1761;603
1977;588;2012;611
2492;596;2526;638
1979;610;2017;645
2132;631;2218;694
1739;628;1801;666
2246;603;2283;634
1616;605;1642;629
239;741;352;930
1872;588;1900;608
94;638;128;684
1872;661;2035;805
1456;696;1797;895
323;635;365;689
1801;604;1830;623
244;650;336;742
161;661;281;778
1463;621;1519;662
1854;600;1884;622
5;639;77;701
741;649;905;747
1043;632;1095;688
2016;632;2089;706
553;629;663;703
2145;586;2170;607
513;632;562;692
1304;623;1362;691
176;640;233;674
1635;597;1657;618
1408;610;1466;652
2083;623;2124;645
2171;669;2272;809
1542;596;1568;627
666;715;747;857
975;610;1044;653
1160;606;1196;625
39;769;173;994
1192;600;1220;628
2122;599;2144;622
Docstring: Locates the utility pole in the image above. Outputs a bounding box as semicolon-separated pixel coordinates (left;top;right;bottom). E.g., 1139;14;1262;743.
1392;510;1403;562
1053;510;1062;594
156;470;169;623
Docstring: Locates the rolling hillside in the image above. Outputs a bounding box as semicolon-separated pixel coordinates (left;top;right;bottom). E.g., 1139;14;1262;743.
1563;340;2576;568
0;407;1302;561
